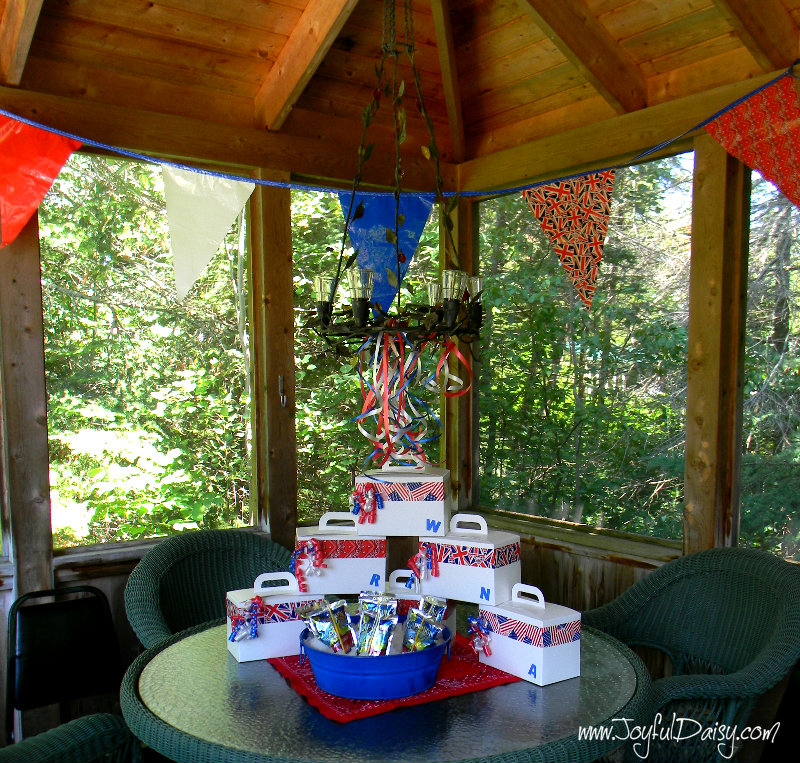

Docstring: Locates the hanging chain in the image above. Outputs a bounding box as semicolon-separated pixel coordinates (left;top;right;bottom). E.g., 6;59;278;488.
332;0;457;314
382;0;415;54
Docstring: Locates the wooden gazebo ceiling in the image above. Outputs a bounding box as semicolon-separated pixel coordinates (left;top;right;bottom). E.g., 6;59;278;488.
1;0;799;191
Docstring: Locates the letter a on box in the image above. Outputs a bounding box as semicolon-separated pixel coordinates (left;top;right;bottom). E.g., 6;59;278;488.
528;664;537;678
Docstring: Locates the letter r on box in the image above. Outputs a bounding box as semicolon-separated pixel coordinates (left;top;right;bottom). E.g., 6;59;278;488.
369;574;381;587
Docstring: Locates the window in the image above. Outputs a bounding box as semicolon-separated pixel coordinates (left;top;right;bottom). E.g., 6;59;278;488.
41;154;252;547
740;172;800;561
292;190;440;523
476;156;693;539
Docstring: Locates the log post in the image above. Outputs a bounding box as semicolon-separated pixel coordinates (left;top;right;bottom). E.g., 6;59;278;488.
684;134;750;553
247;172;298;552
0;214;53;593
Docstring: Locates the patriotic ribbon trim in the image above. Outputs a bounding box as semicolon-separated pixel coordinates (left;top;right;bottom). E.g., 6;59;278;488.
358;478;445;502
227;598;321;626
431;541;521;569
480;610;581;648
293;538;387;559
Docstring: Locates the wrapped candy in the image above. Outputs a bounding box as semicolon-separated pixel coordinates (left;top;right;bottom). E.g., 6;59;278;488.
403;607;443;652
304;600;355;654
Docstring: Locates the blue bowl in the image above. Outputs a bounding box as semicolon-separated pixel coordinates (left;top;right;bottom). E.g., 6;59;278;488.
300;622;452;700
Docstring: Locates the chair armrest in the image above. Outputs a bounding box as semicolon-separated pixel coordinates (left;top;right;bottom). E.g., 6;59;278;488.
650;657;787;707
0;714;140;763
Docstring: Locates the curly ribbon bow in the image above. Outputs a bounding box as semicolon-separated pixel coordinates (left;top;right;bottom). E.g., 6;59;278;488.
350;482;383;523
229;596;268;642
289;540;327;593
406;542;439;588
467;615;492;656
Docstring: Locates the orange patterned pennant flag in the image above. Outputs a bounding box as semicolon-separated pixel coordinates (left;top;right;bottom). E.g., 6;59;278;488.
522;170;615;308
705;75;800;208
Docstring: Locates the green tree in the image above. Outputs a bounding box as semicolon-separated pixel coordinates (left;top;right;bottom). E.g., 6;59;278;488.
41;154;251;546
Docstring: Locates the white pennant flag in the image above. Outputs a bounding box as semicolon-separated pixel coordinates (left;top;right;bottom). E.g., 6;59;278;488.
163;166;255;300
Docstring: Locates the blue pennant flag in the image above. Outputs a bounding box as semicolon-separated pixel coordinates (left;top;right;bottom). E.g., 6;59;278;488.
338;193;433;315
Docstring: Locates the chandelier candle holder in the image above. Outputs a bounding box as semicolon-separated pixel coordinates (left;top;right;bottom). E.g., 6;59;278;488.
305;0;481;466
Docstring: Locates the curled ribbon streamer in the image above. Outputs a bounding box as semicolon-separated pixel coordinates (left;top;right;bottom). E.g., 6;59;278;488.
436;340;473;397
353;331;435;465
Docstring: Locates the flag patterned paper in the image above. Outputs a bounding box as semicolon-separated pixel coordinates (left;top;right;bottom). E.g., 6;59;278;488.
432;542;521;569
0;114;80;247
705;75;800;209
226;598;320;625
481;610;581;648
371;481;445;502
522;170;615;308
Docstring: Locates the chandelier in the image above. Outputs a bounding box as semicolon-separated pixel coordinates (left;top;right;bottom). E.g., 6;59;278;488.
307;0;482;348
306;0;480;467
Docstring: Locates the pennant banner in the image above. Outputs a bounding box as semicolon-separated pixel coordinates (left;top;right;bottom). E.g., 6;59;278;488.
522;170;615;308
338;193;433;315
163;167;255;300
0;114;81;248
705;75;800;208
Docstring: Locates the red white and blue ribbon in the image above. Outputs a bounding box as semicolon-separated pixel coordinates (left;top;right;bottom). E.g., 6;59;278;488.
352;330;471;466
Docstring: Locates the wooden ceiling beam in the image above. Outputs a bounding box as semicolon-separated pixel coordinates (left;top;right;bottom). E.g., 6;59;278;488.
255;0;359;131
459;69;780;192
0;0;44;85
0;85;456;191
711;0;799;71
431;0;465;163
514;0;647;115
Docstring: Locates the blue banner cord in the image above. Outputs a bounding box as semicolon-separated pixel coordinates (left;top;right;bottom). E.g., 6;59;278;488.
1;61;795;201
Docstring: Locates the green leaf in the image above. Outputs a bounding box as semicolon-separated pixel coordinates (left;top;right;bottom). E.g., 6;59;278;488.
360;144;375;163
344;250;359;270
446;193;460;213
386;268;398;288
397;213;405;227
385;228;398;244
353;201;365;220
397;80;405;98
421;145;431;160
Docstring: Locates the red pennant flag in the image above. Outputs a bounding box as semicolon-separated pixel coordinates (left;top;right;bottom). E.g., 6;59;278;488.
1;114;81;247
522;169;615;308
705;75;800;208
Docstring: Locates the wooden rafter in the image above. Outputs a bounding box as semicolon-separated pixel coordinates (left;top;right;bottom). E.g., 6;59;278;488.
0;85;457;191
514;0;646;115
255;0;359;131
431;0;465;162
0;0;44;85
711;0;799;71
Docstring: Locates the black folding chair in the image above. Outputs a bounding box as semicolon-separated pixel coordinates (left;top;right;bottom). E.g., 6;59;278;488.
6;585;123;745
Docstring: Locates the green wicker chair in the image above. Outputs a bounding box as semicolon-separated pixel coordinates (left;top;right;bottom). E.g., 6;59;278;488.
124;529;292;648
0;714;140;763
583;547;800;762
